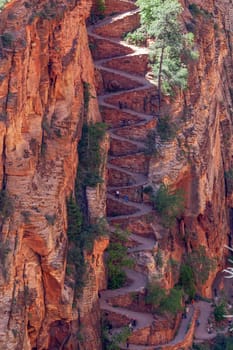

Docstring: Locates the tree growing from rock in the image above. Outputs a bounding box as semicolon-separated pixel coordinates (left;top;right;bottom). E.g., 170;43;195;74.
136;0;198;111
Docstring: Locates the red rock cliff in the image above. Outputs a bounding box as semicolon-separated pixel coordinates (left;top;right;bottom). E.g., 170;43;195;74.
0;0;107;349
148;0;233;296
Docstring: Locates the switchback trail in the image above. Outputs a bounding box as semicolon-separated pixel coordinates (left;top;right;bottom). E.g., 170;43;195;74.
88;1;205;348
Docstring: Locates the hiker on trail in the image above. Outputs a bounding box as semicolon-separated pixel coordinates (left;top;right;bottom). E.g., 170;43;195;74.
115;190;120;199
132;319;137;327
126;341;129;348
214;288;217;297
123;195;129;202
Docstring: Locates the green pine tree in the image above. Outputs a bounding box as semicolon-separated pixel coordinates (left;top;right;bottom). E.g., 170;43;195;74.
136;0;198;111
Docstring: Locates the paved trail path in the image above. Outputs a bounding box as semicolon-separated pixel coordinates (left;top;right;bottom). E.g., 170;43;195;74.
88;1;222;348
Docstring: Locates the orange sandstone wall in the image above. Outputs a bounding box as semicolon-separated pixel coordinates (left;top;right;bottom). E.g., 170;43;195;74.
0;0;107;349
148;0;233;296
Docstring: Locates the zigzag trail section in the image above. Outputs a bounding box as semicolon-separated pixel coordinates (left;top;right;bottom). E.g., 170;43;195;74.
88;1;214;348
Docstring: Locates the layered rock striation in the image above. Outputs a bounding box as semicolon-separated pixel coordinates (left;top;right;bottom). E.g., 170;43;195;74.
0;0;107;349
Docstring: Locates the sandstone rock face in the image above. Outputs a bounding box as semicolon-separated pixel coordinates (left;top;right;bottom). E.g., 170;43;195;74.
148;0;233;296
0;0;107;349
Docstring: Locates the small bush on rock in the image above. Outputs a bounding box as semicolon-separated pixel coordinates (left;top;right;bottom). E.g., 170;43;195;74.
152;183;184;227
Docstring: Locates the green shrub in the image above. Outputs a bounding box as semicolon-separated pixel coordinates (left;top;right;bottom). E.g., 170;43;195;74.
125;26;147;46
1;32;14;48
160;287;183;315
146;280;165;308
188;4;213;19
0;0;9;11
157;115;177;141
154;249;163;268
0;190;13;219
146;279;183;315
78;122;106;187
225;168;233;194
214;302;226;322
188;4;202;16
107;228;134;289
66;197;85;294
97;0;105;15
107;266;126;290
187;246;216;286
102;326;131;350
0;239;10;278
143;185;153;194
213;334;233;350
66;197;83;242
179;264;196;299
66;196;109;297
152;183;184;227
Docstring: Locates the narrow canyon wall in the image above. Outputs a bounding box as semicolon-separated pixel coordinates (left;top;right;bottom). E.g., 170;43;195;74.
147;0;233;296
0;0;107;349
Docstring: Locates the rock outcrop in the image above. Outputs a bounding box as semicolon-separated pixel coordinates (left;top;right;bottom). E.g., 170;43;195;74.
147;0;233;296
0;0;107;349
